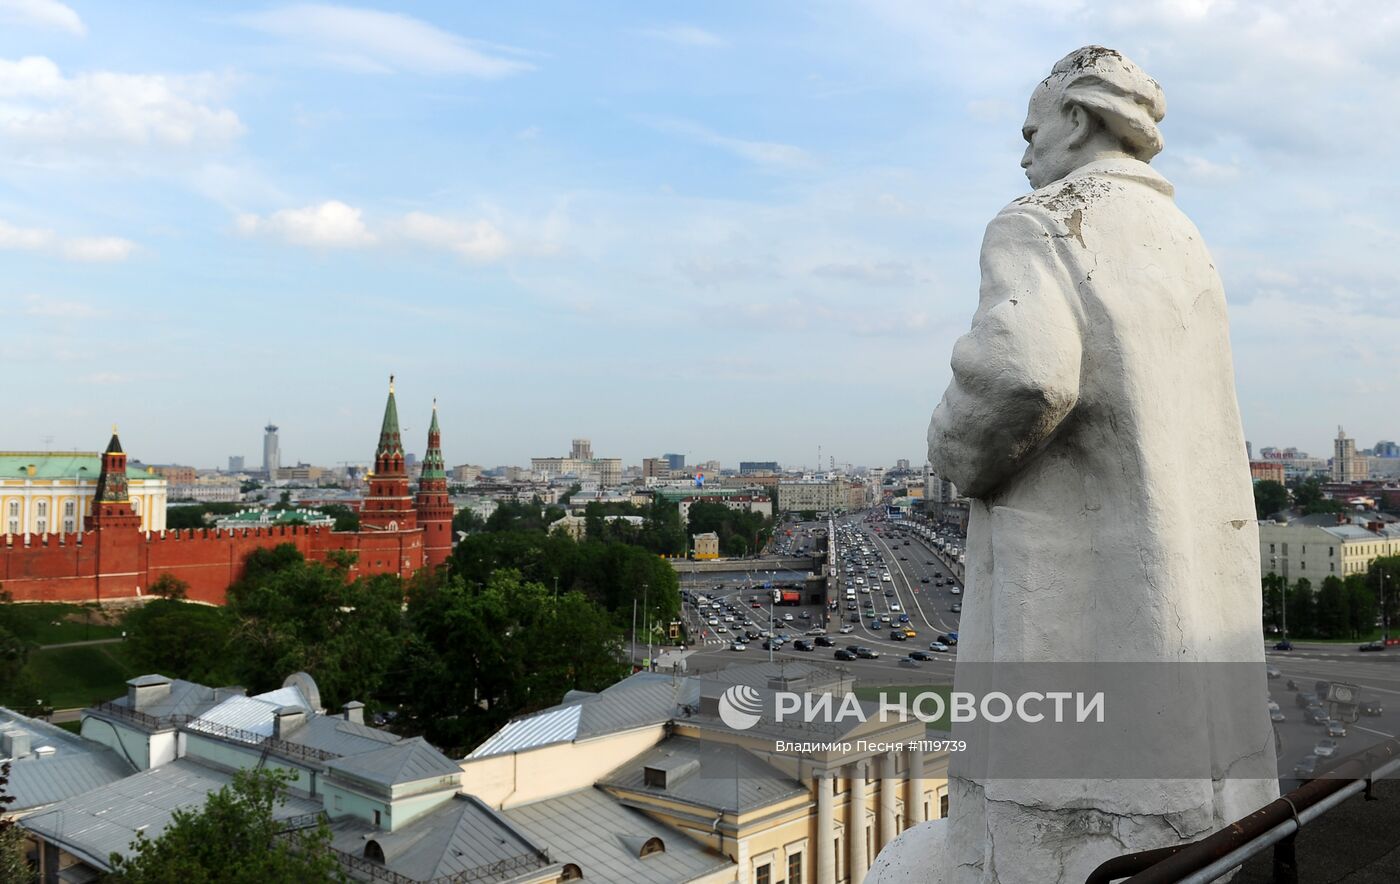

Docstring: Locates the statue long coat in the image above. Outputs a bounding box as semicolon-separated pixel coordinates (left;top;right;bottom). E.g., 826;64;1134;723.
926;157;1278;882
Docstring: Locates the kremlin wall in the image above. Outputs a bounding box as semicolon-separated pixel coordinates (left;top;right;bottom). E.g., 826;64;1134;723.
0;381;452;605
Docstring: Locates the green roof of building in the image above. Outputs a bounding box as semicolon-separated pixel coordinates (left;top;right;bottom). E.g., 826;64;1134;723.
652;487;769;502
0;453;158;482
216;509;334;526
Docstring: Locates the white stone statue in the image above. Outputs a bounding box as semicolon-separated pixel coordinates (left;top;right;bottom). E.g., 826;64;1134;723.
869;47;1278;884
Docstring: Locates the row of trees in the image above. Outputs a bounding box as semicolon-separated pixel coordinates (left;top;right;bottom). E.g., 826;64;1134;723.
1252;476;1352;520
1262;556;1398;639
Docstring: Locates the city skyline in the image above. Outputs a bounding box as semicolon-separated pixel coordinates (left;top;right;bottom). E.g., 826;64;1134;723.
7;3;1400;465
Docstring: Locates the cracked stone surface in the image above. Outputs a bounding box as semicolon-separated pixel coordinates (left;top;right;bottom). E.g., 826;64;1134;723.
888;46;1279;883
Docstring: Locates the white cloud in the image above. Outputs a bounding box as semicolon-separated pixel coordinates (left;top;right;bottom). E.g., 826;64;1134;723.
0;56;244;149
0;0;84;36
62;236;137;262
637;24;727;48
652;117;815;169
237;200;376;248
393;212;509;261
237;4;533;77
0;218;137;261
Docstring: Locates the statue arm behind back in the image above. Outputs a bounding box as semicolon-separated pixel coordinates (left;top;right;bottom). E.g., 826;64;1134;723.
927;209;1083;499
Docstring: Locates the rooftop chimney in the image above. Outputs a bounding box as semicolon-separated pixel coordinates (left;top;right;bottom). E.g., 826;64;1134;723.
342;701;365;725
126;675;173;711
1;730;30;758
273;706;307;739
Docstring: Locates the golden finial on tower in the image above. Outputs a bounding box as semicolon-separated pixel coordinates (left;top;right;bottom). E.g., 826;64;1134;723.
111;423;118;436
389;374;395;394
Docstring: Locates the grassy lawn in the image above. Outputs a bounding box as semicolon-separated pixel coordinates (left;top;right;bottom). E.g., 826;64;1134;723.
3;642;139;710
0;603;126;645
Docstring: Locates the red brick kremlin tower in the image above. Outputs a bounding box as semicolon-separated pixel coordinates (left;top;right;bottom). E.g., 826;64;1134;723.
414;401;453;569
88;428;142;598
361;376;418;533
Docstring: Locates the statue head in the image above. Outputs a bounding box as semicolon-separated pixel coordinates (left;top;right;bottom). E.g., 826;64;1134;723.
1021;46;1166;188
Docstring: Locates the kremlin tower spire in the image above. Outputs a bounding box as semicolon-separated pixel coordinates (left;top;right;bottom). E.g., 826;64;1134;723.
415;399;453;569
360;375;417;533
89;427;141;531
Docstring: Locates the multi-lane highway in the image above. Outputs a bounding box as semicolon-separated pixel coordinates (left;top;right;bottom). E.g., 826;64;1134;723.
673;514;967;683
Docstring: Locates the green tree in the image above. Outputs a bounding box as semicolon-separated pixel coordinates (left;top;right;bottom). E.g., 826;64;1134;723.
150;573;189;600
124;601;232;685
452;507;485;535
108;768;343;883
1367;556;1400;636
224;545;403;708
277;490;292;508
1315;576;1349;638
800;510;818;522
1261;572;1285;635
0;761;29;882
395;571;626;753
316;505;359;532
1292;477;1343;515
1285;577;1314;637
1253;480;1289;520
1344;574;1377;639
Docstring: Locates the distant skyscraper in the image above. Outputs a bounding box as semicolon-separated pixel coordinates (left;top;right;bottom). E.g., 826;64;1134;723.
263;423;280;479
571;438;593;461
664;453;685;470
228;456;245;472
1333;426;1365;483
896;459;911;471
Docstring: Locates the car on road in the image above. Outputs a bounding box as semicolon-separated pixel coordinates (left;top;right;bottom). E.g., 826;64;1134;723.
939;633;958;646
891;603;902;611
889;630;908;641
1266;664;1280;679
793;640;814;652
928;641;949;652
1274;640;1293;651
1306;707;1329;726
856;647;880;659
949;587;962;595
869;620;882;630
951;603;962;613
815;635;835;647
783;613;794;621
884;590;896;597
898;614;911;623
898;656;921;668
800;611;812;620
1313;738;1340;758
1294;692;1313;708
731;642;747;652
806;626;825;635
839;625;855;634
910;650;933;661
834;648;857;661
1359;640;1387;652
1326;720;1348;738
1292;754;1320;778
1269;708;1285;723
1360;698;1384;716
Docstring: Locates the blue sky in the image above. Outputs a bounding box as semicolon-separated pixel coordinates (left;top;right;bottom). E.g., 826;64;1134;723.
4;0;1398;470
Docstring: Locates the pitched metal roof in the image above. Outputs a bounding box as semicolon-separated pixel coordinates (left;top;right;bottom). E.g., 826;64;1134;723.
329;794;552;883
20;759;322;871
323;736;461;787
598;736;806;814
107;678;220;723
184;686;311;738
0;453;158;482
0;708;136;813
504;787;734;884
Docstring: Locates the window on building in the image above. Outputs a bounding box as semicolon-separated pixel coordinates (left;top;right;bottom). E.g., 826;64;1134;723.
1269;543;1275;554
1330;563;1335;573
373;809;382;827
64;500;75;516
924;800;930;820
788;852;803;883
36;501;47;517
6;502;16;518
755;863;771;884
1301;561;1306;570
62;518;75;533
7;520;18;535
940;793;950;819
1330;547;1335;557
36;518;47;534
896;813;902;833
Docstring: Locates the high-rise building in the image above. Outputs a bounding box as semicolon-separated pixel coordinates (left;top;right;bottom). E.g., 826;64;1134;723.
1333;426;1366;483
262;423;280;479
896;458;911;470
571;438;592;461
228;455;245;473
664;453;685;470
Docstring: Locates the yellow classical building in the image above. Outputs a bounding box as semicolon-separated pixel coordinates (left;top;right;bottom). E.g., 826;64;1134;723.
462;663;951;884
1;452;167;536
